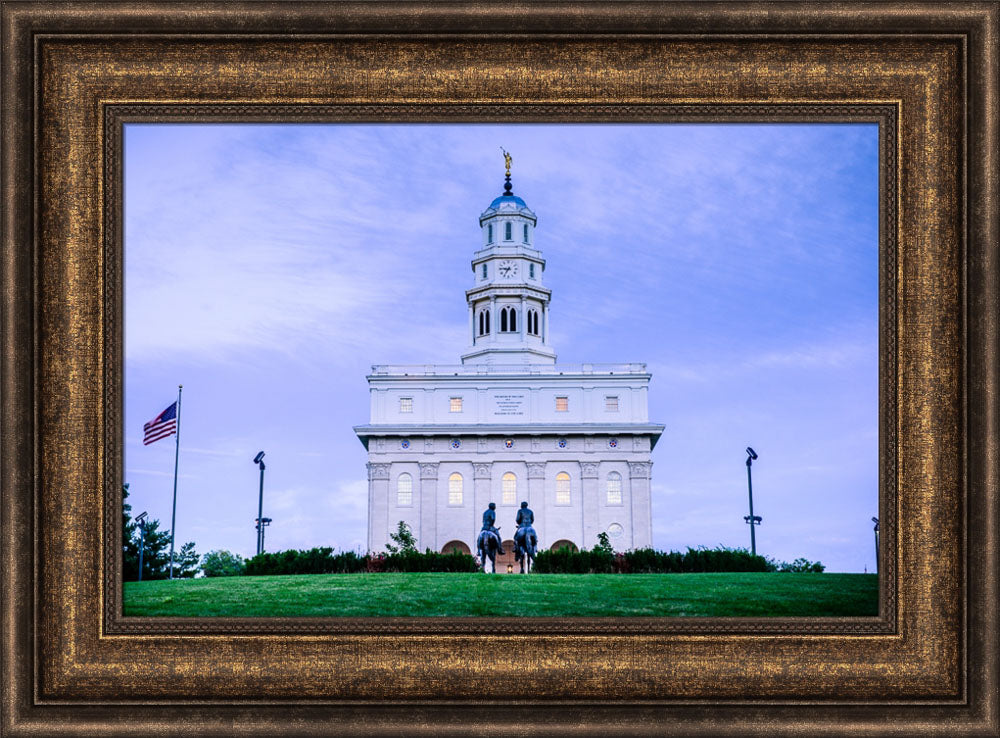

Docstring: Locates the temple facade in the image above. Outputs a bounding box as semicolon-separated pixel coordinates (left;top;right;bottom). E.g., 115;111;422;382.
354;160;663;557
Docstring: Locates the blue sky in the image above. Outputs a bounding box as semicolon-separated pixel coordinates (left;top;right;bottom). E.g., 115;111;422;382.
124;123;879;572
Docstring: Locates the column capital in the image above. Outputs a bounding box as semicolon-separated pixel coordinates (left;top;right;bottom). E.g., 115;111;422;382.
527;462;546;479
367;462;390;481
628;461;652;479
419;462;440;480
581;462;600;479
473;462;492;479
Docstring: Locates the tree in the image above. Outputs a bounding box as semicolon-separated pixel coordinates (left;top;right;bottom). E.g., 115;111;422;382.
385;521;418;554
122;483;198;580
201;549;245;577
593;532;615;556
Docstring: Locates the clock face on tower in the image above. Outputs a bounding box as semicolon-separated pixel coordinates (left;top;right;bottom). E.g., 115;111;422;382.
498;260;518;279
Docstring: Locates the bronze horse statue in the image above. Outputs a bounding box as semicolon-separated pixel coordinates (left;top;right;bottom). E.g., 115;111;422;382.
513;524;537;573
477;527;504;573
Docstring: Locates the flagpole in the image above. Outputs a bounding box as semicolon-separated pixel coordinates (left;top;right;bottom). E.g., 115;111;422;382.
168;384;182;579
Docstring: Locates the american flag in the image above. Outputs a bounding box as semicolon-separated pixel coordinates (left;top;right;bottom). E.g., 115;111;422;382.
143;402;177;445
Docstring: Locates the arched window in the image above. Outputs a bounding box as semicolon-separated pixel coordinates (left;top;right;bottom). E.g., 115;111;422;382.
523;223;529;243
502;472;517;505
397;473;413;506
606;472;622;505
485;309;490;334
527;309;538;336
505;222;512;240
448;472;464;505
487;224;493;243
500;307;508;332
555;472;571;505
509;308;517;332
478;311;484;336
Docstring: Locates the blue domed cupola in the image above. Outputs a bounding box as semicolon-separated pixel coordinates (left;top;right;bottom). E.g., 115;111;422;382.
463;149;555;366
479;149;537;247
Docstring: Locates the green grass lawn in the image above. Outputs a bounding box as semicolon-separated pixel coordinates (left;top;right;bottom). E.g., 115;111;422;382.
123;572;878;618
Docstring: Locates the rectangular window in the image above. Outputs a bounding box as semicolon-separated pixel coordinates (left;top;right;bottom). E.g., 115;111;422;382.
505;222;512;240
605;396;619;412
450;397;463;413
555;396;569;412
481;263;487;278
488;224;493;242
399;397;413;413
523;223;529;243
529;263;535;279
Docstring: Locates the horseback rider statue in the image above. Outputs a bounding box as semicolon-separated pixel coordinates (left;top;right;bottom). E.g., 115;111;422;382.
477;502;505;572
513;501;538;573
482;502;504;551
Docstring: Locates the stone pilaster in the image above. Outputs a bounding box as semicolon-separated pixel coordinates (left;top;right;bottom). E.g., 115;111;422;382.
629;461;652;549
367;463;390;553
419;462;439;551
581;462;600;549
526;462;546;545
473;462;493;537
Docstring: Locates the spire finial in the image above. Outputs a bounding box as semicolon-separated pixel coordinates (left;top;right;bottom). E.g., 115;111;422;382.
500;147;513;196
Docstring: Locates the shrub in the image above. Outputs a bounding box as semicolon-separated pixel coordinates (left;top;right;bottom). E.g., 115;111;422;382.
777;557;826;573
201;549;245;577
244;547;367;576
534;545;778;574
381;549;480;573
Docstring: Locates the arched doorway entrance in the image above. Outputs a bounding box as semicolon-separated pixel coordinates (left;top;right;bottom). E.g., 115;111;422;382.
441;540;471;555
496;540;517;573
550;539;578;552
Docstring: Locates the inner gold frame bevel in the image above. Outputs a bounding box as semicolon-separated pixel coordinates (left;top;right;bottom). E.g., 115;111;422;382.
3;3;997;735
103;101;898;639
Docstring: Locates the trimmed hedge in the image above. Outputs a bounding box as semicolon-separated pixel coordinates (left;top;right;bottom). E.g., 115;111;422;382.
533;546;787;574
243;547;480;576
244;547;367;576
367;550;481;573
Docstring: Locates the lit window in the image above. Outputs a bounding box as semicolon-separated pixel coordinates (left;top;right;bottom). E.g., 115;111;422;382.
482;263;487;278
529;263;535;279
399;397;413;413
397;473;413;506
605;396;619;412
504;439;514;449
448;472;463;505
606;472;622;505
450;397;463;413
502;472;516;505
608;438;618;448
556;472;571;505
555;396;569;412
523;223;529;243
505;222;512;240
488;224;493;242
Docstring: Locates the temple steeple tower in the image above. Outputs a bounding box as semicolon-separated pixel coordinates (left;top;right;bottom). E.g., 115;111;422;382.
461;150;556;365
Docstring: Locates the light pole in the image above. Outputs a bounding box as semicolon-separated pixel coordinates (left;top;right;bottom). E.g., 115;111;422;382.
253;451;266;555
743;447;762;556
135;511;148;582
872;517;879;574
256;517;273;554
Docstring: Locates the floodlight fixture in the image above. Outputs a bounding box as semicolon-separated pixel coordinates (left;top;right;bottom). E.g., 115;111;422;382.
135;510;148;582
253;450;267;554
744;446;761;555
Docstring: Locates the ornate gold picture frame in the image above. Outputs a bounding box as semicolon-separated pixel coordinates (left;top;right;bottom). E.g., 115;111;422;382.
2;2;996;734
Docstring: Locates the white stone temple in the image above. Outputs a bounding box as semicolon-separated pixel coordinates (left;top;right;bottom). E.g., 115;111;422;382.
354;158;663;558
